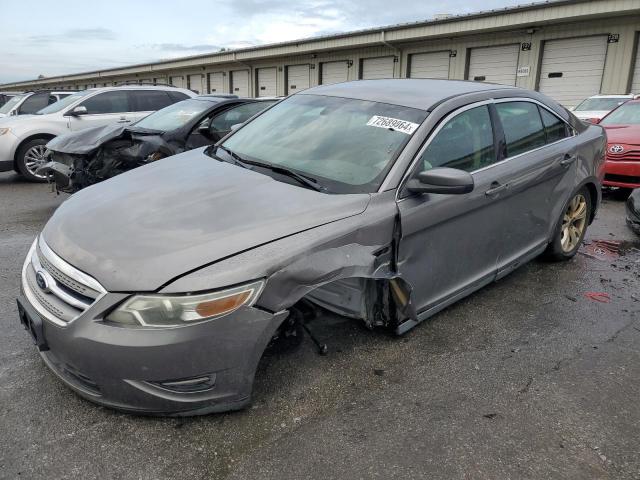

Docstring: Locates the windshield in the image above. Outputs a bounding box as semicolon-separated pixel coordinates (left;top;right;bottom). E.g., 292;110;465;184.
0;94;24;114
221;94;428;193
36;90;90;115
574;97;628;112
600;102;640;126
134;98;213;131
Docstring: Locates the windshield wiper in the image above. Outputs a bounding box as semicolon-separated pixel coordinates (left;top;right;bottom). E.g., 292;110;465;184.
213;145;324;192
215;145;250;169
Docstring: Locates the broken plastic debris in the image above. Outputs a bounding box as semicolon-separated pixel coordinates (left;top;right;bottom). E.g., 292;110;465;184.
583;292;611;303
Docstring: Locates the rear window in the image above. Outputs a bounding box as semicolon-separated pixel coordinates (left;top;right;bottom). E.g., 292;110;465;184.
574;97;628;112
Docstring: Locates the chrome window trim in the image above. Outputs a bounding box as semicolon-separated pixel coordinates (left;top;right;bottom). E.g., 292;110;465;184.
391;97;577;200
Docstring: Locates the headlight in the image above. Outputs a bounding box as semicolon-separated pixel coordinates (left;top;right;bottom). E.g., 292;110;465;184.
105;280;264;328
0;128;11;136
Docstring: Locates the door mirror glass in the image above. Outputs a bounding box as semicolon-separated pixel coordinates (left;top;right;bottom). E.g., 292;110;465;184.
69;105;88;116
406;167;474;195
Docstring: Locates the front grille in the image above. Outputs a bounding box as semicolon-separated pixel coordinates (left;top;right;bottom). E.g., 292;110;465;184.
21;237;106;327
607;147;640;162
605;173;640;185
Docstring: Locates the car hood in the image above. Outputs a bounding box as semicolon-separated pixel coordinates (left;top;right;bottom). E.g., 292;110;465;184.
42;149;371;292
46;123;163;154
574;110;609;120
602;124;640;145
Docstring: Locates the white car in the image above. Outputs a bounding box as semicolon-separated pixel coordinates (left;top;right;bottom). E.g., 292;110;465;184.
0;91;75;118
0;86;195;181
572;94;637;124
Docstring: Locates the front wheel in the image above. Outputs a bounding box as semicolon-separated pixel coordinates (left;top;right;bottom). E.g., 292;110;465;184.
16;138;50;182
545;187;591;261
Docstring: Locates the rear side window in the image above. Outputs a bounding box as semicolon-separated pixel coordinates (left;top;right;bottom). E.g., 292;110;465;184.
539;107;569;143
495;102;546;157
129;90;174;112
417;105;496;173
18;93;50;114
80;91;130;114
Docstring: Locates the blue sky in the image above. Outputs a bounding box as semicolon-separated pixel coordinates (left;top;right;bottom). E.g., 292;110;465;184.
0;0;527;83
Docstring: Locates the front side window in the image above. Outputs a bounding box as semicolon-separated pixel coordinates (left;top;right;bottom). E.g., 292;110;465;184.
417;105;495;173
134;98;214;131
79;91;130;114
600;102;640;126
129;90;173;112
36;90;91;115
18;93;50;114
221;94;428;193
495;102;546;157
210;101;275;133
0;94;24;114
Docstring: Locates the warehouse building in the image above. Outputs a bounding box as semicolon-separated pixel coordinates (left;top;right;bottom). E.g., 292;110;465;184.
2;0;640;107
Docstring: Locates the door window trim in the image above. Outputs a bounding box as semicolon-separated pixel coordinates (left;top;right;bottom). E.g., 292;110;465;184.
392;97;576;198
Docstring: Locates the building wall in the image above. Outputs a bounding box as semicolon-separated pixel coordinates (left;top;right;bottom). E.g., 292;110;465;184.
4;7;640;107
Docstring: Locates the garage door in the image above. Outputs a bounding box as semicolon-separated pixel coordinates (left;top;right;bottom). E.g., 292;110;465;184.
188;74;204;94
321;61;349;85
286;65;310;94
361;56;395;79
207;72;224;94
630;42;640;94
257;67;277;97
538;36;608;108
170;76;185;89
409;51;450;79
467;44;519;85
230;70;250;97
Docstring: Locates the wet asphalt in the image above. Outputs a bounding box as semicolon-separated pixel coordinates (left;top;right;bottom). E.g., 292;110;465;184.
0;171;638;480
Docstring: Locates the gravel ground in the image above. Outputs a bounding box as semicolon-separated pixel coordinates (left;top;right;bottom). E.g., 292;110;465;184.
0;171;638;480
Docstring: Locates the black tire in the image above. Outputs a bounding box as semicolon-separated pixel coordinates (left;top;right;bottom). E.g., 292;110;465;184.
15;138;50;182
545;186;592;261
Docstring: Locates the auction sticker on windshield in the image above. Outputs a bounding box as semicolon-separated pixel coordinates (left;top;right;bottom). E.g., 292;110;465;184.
367;116;419;135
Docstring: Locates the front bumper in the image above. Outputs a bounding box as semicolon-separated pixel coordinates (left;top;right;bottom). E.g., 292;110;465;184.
18;293;287;415
0;132;17;172
18;239;287;415
603;159;640;188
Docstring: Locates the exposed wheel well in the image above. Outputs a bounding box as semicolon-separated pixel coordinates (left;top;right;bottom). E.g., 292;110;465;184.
14;134;56;168
582;182;598;224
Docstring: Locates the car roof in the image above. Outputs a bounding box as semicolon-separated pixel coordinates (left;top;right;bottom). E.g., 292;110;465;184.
587;94;634;98
299;79;515;110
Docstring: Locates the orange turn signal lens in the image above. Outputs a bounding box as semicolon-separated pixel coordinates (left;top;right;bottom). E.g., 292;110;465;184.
195;290;252;318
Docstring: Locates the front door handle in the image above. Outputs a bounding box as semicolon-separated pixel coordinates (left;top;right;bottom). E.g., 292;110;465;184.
485;181;508;196
560;154;577;167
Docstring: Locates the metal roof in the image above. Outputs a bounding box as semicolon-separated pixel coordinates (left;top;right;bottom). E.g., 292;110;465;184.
300;79;514;110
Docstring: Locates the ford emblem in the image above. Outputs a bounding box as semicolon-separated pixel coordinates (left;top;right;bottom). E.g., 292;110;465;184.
35;270;50;292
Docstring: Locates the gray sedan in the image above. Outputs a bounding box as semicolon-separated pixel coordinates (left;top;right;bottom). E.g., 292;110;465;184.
17;79;606;415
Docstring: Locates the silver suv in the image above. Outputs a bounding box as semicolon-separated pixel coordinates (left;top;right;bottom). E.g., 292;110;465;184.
0;90;75;118
0;86;195;181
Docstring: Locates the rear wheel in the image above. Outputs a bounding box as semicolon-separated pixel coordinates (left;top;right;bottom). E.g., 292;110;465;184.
16;138;50;182
545;187;591;261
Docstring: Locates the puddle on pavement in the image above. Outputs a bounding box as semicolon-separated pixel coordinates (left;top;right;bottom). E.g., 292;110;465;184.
580;239;640;262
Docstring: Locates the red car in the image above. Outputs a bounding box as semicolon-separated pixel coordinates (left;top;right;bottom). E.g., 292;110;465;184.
600;100;640;192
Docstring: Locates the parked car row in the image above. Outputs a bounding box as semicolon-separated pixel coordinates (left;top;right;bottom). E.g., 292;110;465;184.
15;78;610;415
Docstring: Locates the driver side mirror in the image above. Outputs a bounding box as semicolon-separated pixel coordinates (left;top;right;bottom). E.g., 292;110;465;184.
69;105;88;116
406;168;474;195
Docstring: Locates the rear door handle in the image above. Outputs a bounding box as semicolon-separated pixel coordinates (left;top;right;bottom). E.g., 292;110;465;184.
485;181;508;196
560;154;577;167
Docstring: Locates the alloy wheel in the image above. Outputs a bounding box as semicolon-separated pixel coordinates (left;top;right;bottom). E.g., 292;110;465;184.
560;193;587;252
23;145;49;178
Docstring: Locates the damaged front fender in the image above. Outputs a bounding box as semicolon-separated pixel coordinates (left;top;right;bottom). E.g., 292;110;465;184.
160;191;418;331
